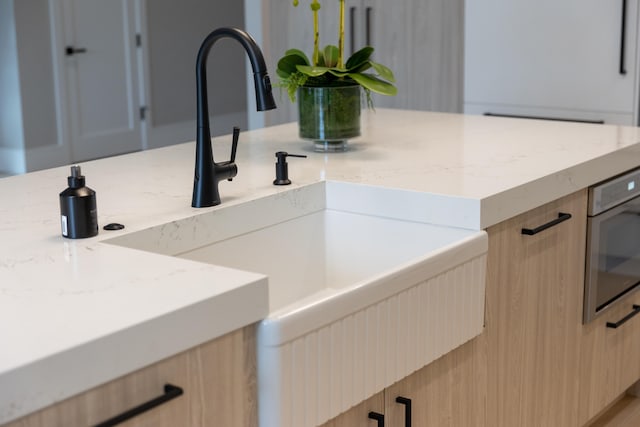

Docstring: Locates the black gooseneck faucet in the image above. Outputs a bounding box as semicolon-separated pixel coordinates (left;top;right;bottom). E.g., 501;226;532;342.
192;27;276;208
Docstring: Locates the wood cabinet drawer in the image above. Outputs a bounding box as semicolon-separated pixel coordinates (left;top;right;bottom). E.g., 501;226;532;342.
580;292;640;425
3;326;256;427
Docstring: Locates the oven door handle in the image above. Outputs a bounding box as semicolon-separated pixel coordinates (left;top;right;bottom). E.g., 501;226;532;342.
606;304;640;329
521;212;572;235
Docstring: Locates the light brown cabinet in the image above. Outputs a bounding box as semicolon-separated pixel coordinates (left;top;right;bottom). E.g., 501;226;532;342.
484;189;587;427
385;335;486;427
317;334;486;427
318;392;384;427
3;326;257;427
579;292;640;425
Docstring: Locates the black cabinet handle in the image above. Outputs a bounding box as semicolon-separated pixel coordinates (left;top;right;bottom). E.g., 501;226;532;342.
65;46;87;56
93;383;183;427
521;212;572;235
396;396;412;427
365;7;372;46
484;112;605;125
606;305;640;328
350;6;356;56
368;411;385;426
620;0;628;75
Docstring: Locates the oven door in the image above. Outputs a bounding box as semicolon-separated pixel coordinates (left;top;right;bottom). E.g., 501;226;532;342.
585;196;640;323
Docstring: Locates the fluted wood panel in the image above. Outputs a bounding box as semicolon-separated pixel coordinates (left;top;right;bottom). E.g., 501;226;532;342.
258;254;486;427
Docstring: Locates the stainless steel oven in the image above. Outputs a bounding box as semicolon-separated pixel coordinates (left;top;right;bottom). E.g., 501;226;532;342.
584;167;640;324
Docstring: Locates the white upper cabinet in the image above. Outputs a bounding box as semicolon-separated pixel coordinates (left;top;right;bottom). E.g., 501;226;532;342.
465;0;640;125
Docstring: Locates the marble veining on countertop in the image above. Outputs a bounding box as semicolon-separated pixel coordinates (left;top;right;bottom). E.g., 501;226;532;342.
1;109;640;424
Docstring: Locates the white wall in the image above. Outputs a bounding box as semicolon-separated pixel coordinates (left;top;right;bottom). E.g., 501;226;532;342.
146;0;247;128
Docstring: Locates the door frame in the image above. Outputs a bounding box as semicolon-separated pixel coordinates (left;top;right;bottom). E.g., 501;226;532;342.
43;0;148;168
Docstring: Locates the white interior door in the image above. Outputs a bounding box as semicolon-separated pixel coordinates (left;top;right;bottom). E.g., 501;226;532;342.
62;0;143;162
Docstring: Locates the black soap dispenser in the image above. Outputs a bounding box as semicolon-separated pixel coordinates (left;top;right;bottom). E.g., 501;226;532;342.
273;151;307;185
59;165;98;239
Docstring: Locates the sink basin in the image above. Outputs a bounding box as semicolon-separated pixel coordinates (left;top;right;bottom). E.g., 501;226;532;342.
106;180;488;427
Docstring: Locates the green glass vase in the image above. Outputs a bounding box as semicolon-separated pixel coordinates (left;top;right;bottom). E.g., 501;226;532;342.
297;84;361;152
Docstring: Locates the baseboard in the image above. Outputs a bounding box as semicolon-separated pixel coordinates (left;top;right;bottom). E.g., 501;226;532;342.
0;147;26;175
25;143;71;172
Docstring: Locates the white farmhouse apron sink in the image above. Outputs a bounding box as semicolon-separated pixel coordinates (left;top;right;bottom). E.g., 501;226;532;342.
105;180;487;427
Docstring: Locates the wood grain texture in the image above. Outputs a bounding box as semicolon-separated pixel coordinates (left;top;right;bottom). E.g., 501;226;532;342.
3;326;257;427
579;291;640;425
588;395;640;427
484;189;587;427
316;392;384;427
385;335;487;427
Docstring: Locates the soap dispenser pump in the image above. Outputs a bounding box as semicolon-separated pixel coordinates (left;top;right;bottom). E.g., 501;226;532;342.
59;165;98;239
273;151;307;185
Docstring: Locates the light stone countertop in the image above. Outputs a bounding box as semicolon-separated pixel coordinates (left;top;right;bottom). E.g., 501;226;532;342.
1;109;640;424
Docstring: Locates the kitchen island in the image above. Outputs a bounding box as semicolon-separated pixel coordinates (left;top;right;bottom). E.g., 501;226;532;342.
2;109;640;426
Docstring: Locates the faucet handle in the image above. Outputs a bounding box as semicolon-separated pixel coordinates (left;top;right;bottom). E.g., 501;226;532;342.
230;126;240;163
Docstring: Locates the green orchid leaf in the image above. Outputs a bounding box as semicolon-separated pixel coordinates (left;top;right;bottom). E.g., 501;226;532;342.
323;45;339;67
317;50;326;67
277;54;309;77
345;46;374;70
296;65;331;77
284;48;310;65
350;61;372;74
349;73;398;96
371;61;396;83
276;68;291;80
327;69;350;77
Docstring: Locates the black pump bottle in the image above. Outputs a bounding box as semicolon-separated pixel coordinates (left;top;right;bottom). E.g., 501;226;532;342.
59;165;98;239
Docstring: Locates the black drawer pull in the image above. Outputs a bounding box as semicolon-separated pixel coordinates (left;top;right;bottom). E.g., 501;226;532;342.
65;46;87;56
368;411;385;426
350;6;356;56
521;212;572;235
620;0;628;75
94;383;183;427
484;112;605;125
396;396;412;427
606;304;640;329
365;7;372;46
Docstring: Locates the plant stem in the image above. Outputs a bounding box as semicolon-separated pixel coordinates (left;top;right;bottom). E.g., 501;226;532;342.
312;0;320;65
338;0;345;68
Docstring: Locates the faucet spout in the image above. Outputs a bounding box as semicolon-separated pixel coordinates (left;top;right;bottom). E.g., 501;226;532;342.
192;27;276;208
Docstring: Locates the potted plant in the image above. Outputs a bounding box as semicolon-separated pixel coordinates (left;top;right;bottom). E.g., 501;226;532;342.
276;0;397;151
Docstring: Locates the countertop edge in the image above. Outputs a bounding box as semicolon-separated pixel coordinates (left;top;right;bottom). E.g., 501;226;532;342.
0;276;269;425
